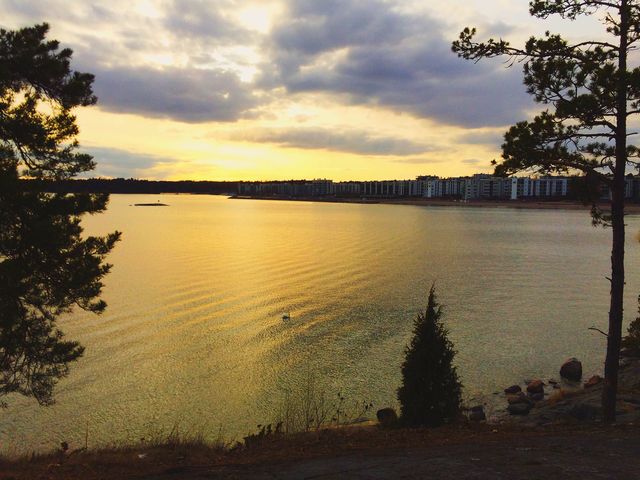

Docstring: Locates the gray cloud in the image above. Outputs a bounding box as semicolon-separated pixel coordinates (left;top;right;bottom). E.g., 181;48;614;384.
81;147;178;178
1;0;531;130
461;158;485;165
458;130;505;146
459;158;494;172
237;127;433;156
1;0;117;25
93;65;259;123
272;0;416;58
163;0;251;43
393;156;446;164
263;0;532;128
483;20;517;37
1;0;263;123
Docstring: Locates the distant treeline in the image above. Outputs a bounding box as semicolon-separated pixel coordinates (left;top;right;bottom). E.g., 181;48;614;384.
18;176;640;203
22;178;238;194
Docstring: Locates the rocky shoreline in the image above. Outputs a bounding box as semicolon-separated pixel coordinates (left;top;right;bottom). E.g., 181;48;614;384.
4;357;640;480
469;355;640;426
372;355;640;429
233;195;640;214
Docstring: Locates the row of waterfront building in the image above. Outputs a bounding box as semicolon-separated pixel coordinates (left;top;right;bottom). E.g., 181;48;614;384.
238;174;640;201
237;174;581;200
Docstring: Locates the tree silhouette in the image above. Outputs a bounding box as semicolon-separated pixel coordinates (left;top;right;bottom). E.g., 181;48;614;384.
453;0;639;422
0;24;119;406
397;286;462;427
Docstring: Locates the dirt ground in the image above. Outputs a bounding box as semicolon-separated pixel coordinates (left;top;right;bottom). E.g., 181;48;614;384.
4;335;640;480
3;423;639;480
148;429;640;480
4;359;640;479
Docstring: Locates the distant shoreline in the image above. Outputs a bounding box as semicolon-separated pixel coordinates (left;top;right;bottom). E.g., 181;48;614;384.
232;195;640;213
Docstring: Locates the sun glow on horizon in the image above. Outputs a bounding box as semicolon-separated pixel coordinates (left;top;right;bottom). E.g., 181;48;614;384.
1;0;566;181
77;100;500;181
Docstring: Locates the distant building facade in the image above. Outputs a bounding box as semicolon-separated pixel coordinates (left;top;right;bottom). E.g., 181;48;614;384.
238;174;640;201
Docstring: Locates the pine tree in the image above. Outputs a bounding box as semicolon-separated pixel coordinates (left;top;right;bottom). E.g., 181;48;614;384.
452;0;640;422
0;24;119;406
397;286;462;427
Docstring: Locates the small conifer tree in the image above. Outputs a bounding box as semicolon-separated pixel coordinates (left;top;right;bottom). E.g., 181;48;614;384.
397;285;462;427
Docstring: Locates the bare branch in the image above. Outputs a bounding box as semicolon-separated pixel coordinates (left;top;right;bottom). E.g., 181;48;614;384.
589;326;609;337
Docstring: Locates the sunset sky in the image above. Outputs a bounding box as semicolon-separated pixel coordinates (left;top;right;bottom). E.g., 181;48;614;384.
2;1;604;180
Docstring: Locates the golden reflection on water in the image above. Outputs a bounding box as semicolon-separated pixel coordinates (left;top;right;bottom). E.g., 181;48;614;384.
2;195;639;453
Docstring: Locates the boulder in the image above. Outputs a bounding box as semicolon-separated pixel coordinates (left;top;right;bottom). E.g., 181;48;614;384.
469;405;486;422
376;408;398;427
584;375;602;388
528;392;545;402
560;358;583;382
508;403;532;415
507;392;532;406
504;385;522;395
526;379;545;394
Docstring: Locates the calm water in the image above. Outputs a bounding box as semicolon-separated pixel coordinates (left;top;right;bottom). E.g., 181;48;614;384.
3;195;640;453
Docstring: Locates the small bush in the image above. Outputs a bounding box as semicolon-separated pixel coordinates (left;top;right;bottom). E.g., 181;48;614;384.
243;423;283;449
622;295;640;357
397;285;462;427
264;372;374;439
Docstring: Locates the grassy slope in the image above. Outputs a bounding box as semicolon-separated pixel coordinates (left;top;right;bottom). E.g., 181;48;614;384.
3;422;640;480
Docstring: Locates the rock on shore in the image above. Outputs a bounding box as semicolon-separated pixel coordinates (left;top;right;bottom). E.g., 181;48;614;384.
560;358;583;382
376;408;398;427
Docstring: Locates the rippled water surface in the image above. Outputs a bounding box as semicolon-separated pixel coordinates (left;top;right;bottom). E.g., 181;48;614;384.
3;194;640;453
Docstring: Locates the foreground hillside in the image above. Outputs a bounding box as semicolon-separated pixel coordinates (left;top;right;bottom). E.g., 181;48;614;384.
2;422;640;480
4;358;639;479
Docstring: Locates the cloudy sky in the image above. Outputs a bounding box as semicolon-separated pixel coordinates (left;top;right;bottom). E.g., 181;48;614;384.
2;1;603;180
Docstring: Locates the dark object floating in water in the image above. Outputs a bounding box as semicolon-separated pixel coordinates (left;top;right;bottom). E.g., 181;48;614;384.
134;203;169;207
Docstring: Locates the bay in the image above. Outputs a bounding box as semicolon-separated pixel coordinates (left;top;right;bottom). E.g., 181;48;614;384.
3;194;639;454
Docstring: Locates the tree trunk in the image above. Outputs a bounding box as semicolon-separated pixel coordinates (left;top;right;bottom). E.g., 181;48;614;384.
602;0;628;423
603;182;625;422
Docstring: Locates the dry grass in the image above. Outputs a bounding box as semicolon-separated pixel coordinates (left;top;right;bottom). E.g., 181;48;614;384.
242;371;374;448
4;422;640;480
0;423;229;480
0;427;229;480
0;377;375;479
272;374;374;435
